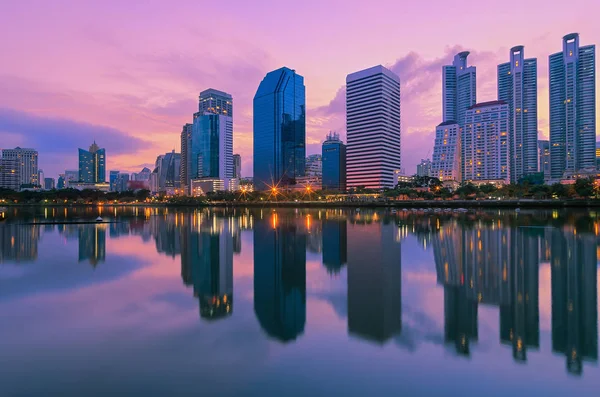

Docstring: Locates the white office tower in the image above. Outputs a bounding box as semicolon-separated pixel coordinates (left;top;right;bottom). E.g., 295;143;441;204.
498;46;538;182
431;121;461;182
346;65;401;189
462;101;510;183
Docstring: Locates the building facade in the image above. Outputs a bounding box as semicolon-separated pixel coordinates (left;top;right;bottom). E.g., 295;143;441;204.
155;151;181;192
498;46;538;182
109;170;119;191
416;159;433;177
44;178;55;190
1;147;39;187
549;33;596;179
78;141;106;183
443;52;477;126
538;140;551;179
322;131;346;191
462;101;510;183
233;154;242;179
180;123;193;194
431;122;461;182
346;65;401;189
253;67;306;191
0;159;20;190
305;154;322;178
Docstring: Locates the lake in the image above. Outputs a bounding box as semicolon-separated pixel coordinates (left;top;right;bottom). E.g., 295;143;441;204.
0;206;599;396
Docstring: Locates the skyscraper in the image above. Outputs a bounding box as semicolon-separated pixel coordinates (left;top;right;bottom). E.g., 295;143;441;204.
180;123;193;194
431;121;461;182
253;67;306;191
321;131;346;191
109;170;120;191
0;159;19;190
443;52;477;126
37;169;44;188
155;151;181;192
1;147;39;187
233;154;242;179
498;46;538;182
538;140;551;178
44;178;55;190
549;33;596;179
78;141;106;183
346;65;401;189
190;89;234;187
416;159;432;177
462;101;510;183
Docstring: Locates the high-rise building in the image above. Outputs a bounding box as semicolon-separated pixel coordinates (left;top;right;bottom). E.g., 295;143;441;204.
115;173;130;192
322;131;347;191
199;88;233;116
1;147;39;187
431;122;461;182
64;170;79;187
180;123;193;194
78;141;106;183
37;169;45;188
498;46;538;182
0;159;20;190
538;140;551;178
44;178;55;190
416;159;432;177
549;33;596;179
305;154;322;178
253;67;306;191
57;174;65;189
443;52;477;126
109;170;119;191
597;142;600;170
155;151;181;192
462;101;510;183
346;65;401;189
233;154;242;179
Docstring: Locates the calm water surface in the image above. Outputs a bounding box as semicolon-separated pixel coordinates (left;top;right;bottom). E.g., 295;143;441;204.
0;206;599;396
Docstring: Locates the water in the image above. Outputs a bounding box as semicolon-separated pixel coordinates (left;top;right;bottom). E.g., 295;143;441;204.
0;206;599;396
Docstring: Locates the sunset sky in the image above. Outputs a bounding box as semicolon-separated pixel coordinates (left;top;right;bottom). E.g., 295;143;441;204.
1;0;598;178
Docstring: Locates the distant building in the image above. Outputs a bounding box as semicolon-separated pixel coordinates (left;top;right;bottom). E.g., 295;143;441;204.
57;174;65;189
432;122;461;182
78;141;106;183
0;158;20;190
443;52;477;126
109;170;120;191
394;170;413;185
462;101;510;183
346;65;401;189
305;154;322;178
597;142;600;170
549;33;596;179
253;67;305;190
498;46;538;182
69;182;110;192
233;154;242;179
44;177;55;190
115;173;130;192
180;123;193;194
1;147;39;187
155;151;181;192
416;159;432;177
538;140;551;179
190;178;225;196
64;170;79;187
38;169;45;188
322;131;346;191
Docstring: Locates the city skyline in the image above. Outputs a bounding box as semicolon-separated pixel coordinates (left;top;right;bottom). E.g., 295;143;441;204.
1;1;598;179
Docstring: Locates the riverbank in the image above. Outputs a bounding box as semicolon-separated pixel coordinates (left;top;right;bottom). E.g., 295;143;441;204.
3;199;600;209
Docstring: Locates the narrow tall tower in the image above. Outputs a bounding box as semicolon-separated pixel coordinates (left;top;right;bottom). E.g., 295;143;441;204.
443;52;477;126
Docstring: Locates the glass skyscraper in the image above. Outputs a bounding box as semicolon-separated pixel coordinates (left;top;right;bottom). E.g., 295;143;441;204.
549;33;596;179
321;131;346;191
498;46;538;182
78;141;105;183
538;140;551;179
346;65;401;189
443;52;477;126
253;67;306;191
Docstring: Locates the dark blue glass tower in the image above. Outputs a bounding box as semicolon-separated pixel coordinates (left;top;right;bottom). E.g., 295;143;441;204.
253;67;305;190
78;141;106;183
321;132;346;191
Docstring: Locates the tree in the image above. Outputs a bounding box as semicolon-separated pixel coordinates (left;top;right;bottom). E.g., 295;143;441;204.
573;178;595;198
551;183;569;199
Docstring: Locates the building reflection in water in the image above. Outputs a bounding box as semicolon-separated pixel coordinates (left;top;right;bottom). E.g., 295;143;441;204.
181;211;234;320
322;210;347;274
347;211;401;343
253;211;306;342
550;225;598;375
0;224;40;263
78;224;106;267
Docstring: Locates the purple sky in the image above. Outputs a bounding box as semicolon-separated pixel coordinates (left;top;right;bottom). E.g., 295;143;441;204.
0;0;598;178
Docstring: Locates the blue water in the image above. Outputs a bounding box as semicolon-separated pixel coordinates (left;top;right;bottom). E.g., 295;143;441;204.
0;206;598;396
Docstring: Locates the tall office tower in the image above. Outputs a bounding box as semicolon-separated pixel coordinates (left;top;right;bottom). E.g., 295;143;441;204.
462;101;510;183
431;122;461;182
0;159;20;190
109;170;120;191
253;67;306;191
346;65;401;189
443;52;477;126
37;169;45;188
322;131;347;191
191;89;234;184
180;123;193;194
78;141;106;183
550;227;598;375
1;147;39;186
155;151;181;192
538;140;551;178
549;33;596;179
254;211;306;342
233;154;242;179
416;159;432;177
347;216;401;343
498;46;538;182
